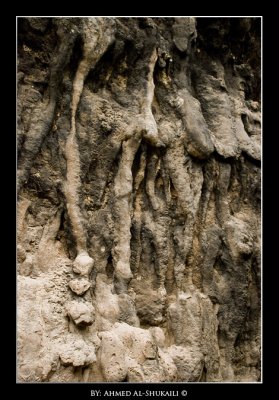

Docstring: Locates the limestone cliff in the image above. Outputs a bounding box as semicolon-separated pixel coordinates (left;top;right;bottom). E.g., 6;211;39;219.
17;17;261;382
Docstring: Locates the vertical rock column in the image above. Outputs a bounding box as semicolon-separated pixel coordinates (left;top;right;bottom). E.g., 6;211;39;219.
64;19;115;326
64;18;115;274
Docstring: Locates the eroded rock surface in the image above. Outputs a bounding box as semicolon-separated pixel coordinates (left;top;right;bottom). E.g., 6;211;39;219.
17;17;261;382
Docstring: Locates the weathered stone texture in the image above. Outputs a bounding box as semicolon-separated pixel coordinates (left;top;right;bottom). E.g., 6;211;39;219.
17;17;261;382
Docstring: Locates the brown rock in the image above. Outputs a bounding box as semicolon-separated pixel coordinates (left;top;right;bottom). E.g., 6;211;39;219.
17;17;261;383
66;301;95;327
68;278;91;295
72;253;94;276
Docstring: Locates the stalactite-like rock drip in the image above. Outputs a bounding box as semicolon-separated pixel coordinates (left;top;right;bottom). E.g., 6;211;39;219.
112;49;161;288
64;18;115;268
17;17;261;383
113;133;142;284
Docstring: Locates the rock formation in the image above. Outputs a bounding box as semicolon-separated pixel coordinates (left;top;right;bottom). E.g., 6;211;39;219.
17;17;261;382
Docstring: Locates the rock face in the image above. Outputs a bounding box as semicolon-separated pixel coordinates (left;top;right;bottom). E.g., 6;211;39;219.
17;17;261;382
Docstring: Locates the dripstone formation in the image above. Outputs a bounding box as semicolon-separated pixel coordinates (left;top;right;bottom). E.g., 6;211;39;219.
17;17;261;382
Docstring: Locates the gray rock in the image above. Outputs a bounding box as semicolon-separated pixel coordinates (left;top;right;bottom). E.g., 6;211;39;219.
135;288;165;326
